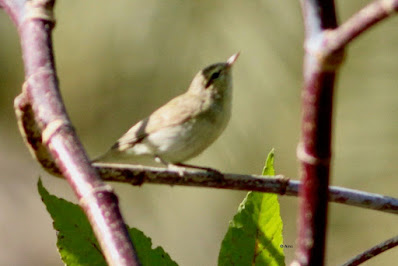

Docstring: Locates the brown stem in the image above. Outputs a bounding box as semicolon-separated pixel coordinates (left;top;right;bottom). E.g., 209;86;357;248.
2;0;140;265
96;163;398;215
297;0;398;265
342;235;398;266
296;0;340;265
15;95;398;215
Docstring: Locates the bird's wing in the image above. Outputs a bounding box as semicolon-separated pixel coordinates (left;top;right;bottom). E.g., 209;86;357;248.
114;93;203;151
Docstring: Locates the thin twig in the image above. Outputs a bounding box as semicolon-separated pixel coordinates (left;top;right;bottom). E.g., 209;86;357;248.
14;103;398;215
94;163;398;215
342;235;398;266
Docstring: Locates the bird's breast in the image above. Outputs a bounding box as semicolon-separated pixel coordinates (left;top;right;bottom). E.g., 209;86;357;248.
145;95;232;163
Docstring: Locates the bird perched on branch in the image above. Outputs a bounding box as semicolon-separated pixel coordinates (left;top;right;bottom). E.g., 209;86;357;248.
93;53;239;171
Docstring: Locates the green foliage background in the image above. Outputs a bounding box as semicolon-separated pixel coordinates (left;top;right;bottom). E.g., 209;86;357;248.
0;1;397;265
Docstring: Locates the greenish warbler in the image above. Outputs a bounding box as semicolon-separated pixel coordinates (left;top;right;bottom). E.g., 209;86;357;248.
94;53;239;169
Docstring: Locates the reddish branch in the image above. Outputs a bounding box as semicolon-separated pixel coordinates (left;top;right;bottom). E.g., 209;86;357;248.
3;0;398;265
296;0;398;265
1;0;140;265
296;1;339;265
326;0;398;55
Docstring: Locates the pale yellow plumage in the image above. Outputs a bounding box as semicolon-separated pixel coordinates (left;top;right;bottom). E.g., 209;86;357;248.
94;53;239;165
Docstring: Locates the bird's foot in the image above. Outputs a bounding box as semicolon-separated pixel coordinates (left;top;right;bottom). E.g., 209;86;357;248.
174;163;224;180
155;157;224;179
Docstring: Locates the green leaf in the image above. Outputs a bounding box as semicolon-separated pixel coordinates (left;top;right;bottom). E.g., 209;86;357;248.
128;228;177;266
262;148;275;176
38;179;178;266
218;149;285;266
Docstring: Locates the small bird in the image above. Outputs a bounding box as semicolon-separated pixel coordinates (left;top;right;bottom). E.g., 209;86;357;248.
93;53;239;170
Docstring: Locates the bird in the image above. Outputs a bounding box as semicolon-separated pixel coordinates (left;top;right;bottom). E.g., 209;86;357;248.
93;53;239;172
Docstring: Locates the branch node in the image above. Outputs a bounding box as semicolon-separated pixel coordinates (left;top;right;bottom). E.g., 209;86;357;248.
296;142;330;166
22;67;71;146
279;176;290;195
42;118;70;145
24;0;56;27
14;90;63;176
22;66;55;93
381;0;397;14
79;184;115;208
304;31;345;71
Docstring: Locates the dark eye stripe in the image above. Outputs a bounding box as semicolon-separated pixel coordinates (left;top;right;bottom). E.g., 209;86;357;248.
205;79;212;88
202;63;226;78
205;71;221;88
211;71;220;80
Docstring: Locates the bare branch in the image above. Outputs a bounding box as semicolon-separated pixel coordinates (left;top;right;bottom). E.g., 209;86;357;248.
297;1;398;265
297;1;340;264
15;100;398;215
2;0;140;265
342;235;398;266
325;0;398;55
6;2;398;265
95;163;398;215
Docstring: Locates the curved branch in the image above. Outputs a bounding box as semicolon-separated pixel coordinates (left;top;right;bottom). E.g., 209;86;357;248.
342;235;398;266
2;0;140;265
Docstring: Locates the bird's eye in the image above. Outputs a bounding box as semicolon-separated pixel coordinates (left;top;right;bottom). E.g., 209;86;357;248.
205;69;222;88
210;71;221;80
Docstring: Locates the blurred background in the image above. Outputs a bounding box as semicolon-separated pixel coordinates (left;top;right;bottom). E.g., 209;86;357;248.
1;1;397;265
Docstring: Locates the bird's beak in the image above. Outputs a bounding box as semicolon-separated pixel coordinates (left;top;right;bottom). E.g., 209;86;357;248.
226;52;240;67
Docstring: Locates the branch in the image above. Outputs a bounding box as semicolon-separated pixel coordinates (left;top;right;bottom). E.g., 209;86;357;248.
95;163;398;215
15;103;398;215
342;235;398;266
297;1;398;265
2;0;140;265
325;0;398;55
297;1;340;264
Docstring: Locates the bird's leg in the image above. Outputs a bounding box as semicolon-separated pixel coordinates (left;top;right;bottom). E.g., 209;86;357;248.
174;163;223;176
155;157;223;179
155;156;184;176
179;163;224;181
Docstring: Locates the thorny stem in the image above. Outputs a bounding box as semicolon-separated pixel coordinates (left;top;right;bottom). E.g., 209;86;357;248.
2;0;140;265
